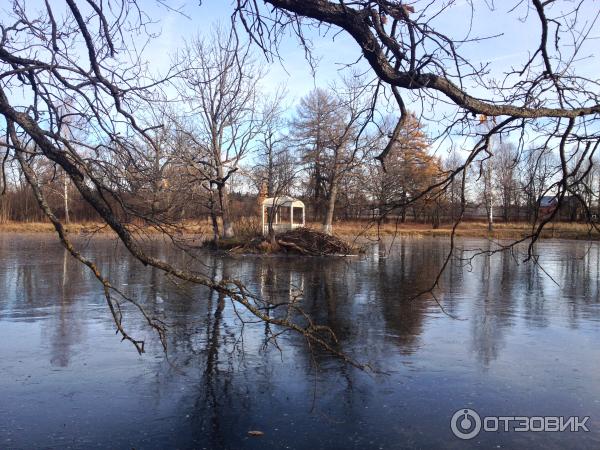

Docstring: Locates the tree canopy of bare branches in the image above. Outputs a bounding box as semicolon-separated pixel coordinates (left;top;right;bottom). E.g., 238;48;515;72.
0;1;368;366
234;0;600;252
174;26;264;240
1;0;600;364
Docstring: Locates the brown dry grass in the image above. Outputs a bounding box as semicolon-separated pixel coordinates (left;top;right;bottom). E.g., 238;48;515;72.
0;220;213;236
0;221;108;234
1;219;598;241
324;220;600;240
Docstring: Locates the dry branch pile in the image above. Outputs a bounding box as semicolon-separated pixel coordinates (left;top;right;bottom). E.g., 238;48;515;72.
276;227;361;256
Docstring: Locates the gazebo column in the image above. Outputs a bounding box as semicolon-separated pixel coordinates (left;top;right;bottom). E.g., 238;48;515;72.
302;207;305;227
290;205;294;229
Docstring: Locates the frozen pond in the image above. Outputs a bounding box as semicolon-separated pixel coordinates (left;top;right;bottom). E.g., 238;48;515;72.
0;234;599;449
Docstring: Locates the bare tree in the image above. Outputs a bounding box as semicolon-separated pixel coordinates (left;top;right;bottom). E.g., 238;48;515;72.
175;26;264;239
234;0;600;248
292;79;379;234
481;153;494;232
442;149;465;223
254;90;293;197
575;159;600;219
494;142;520;222
2;0;600;366
0;1;368;366
520;146;558;223
251;90;299;242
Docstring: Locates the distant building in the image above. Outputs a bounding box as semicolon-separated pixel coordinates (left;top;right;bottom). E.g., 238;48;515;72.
539;196;558;216
261;196;305;236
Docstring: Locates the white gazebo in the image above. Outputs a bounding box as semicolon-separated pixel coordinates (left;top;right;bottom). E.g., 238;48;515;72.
261;196;305;236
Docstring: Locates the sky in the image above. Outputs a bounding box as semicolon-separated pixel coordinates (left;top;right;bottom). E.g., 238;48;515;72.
144;1;364;103
139;0;600;158
143;0;600;101
3;0;600;158
6;0;600;118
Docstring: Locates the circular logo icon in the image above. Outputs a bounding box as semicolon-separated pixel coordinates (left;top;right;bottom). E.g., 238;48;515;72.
451;408;482;440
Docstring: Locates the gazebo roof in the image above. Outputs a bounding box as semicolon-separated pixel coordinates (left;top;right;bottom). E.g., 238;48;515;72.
262;196;304;208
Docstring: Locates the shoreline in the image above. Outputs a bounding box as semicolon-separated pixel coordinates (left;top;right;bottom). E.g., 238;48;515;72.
0;220;599;241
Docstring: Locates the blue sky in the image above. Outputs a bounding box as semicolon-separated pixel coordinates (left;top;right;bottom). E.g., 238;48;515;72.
145;0;599;102
146;1;364;103
7;0;599;117
140;0;600;159
4;0;599;158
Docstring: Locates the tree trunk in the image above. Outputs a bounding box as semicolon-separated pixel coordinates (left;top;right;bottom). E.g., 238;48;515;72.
484;166;494;231
432;202;440;229
63;174;70;224
266;206;277;244
218;184;235;238
209;191;220;244
322;178;339;235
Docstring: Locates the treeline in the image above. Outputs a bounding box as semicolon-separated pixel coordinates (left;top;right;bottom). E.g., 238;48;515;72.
1;27;599;236
2;131;598;229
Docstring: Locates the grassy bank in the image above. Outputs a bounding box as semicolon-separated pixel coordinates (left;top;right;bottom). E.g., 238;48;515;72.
330;220;600;240
1;220;599;241
0;221;108;234
0;221;210;236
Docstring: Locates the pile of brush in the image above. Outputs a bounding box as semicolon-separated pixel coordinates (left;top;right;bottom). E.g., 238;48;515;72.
275;227;361;256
